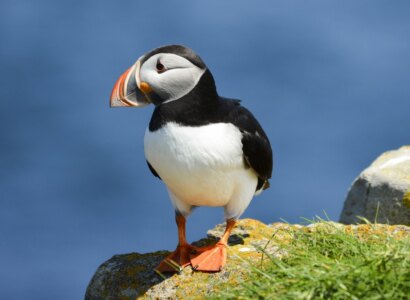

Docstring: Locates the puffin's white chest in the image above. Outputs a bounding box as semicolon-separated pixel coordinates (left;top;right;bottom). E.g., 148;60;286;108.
144;122;249;206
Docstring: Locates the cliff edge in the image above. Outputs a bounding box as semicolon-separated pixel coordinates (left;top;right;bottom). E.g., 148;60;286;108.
85;219;410;299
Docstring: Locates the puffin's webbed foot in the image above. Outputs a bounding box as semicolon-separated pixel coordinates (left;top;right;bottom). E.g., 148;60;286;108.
190;241;227;272
155;243;197;273
190;218;236;272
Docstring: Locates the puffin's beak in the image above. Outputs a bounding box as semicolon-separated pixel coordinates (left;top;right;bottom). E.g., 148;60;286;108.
110;60;150;107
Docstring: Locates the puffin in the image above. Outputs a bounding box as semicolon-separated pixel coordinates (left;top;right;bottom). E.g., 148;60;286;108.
110;45;273;273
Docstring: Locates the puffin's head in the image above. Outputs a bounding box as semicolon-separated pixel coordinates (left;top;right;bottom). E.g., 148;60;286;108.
110;45;209;107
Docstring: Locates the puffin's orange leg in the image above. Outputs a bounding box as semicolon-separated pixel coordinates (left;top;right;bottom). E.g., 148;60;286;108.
190;219;236;272
155;214;196;273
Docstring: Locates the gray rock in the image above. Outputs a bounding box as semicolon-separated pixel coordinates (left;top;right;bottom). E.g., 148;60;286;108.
84;251;171;300
340;146;410;225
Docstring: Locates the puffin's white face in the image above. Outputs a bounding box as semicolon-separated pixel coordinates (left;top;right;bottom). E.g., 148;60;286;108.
110;50;206;107
139;53;206;104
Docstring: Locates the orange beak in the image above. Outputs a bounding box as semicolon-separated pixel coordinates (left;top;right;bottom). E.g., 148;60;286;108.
110;60;150;107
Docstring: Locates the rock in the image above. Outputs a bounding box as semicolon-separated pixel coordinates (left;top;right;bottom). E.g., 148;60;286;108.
85;219;410;299
85;219;288;300
340;146;410;225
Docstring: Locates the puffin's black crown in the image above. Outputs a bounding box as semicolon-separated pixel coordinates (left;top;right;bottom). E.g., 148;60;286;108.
140;45;207;69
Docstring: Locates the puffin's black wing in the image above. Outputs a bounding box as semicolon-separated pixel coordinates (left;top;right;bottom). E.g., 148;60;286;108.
221;98;273;190
146;160;161;180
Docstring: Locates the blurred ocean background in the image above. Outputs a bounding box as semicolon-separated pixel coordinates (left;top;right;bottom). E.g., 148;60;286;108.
1;1;409;299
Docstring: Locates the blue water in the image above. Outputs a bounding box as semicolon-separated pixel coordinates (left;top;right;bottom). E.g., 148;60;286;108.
1;1;409;299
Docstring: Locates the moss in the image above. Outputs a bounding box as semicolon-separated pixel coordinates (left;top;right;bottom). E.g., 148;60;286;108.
403;190;410;209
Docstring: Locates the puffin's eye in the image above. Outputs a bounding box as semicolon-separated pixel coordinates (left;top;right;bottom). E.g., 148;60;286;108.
156;60;165;73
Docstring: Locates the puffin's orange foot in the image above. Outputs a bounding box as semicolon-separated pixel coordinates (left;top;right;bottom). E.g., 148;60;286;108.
190;242;227;272
155;244;196;273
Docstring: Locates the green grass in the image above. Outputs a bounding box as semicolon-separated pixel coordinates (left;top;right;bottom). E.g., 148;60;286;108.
213;221;410;300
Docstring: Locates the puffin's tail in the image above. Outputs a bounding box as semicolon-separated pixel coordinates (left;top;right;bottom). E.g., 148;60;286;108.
255;178;270;196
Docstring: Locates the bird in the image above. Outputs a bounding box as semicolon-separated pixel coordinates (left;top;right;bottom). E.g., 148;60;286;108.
110;45;273;273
